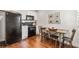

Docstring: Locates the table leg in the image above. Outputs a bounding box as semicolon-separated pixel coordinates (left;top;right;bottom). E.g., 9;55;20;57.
59;33;62;48
59;33;65;48
61;34;65;48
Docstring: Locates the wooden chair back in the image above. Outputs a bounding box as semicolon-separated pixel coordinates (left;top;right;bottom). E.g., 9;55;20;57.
71;29;76;41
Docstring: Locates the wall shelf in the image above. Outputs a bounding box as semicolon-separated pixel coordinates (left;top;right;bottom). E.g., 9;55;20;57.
22;20;36;23
22;20;37;26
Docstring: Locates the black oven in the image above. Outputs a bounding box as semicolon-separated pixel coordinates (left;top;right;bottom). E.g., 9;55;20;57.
28;26;36;37
22;21;36;37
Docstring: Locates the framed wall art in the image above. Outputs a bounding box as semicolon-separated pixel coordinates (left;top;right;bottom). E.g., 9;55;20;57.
48;12;60;24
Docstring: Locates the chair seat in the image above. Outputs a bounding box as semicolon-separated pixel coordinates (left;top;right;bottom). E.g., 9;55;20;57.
62;37;71;42
50;34;59;39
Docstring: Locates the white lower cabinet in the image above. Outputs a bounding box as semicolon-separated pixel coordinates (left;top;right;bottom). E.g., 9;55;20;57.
22;26;28;40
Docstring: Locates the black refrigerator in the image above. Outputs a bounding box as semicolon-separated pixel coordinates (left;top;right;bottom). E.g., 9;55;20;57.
5;12;22;44
0;11;22;44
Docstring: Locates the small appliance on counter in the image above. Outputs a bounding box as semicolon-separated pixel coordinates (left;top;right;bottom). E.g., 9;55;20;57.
26;15;34;20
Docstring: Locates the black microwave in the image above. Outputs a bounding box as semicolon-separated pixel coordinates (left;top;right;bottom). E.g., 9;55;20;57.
26;15;34;20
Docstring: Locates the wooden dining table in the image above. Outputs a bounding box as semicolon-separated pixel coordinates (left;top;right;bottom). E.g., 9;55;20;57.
43;28;68;48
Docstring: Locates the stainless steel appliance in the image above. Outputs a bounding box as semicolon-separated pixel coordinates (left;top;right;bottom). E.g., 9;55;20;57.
0;10;22;44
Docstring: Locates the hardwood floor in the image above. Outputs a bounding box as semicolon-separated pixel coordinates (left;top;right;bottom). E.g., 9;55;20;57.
0;35;74;48
5;36;55;48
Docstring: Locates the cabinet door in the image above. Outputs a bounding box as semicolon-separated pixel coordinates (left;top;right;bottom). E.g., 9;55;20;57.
22;26;28;40
6;12;21;44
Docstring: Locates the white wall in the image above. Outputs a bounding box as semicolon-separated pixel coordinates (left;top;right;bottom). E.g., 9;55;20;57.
37;10;77;29
0;11;6;41
15;10;37;20
36;10;79;47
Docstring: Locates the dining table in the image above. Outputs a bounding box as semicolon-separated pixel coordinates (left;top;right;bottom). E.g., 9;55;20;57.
43;28;68;48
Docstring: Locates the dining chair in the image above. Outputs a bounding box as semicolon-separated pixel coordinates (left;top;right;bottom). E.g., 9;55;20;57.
38;26;46;42
43;29;51;43
62;29;76;48
38;26;42;36
48;29;59;47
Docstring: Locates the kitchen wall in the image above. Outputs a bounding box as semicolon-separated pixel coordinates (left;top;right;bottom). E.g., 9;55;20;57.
37;10;76;27
0;11;6;41
36;10;79;47
15;10;37;20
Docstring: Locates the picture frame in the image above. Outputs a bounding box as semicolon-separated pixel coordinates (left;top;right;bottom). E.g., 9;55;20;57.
48;12;60;24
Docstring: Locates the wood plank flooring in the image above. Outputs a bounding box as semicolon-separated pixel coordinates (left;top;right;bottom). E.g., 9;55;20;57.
5;35;58;48
0;35;74;48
